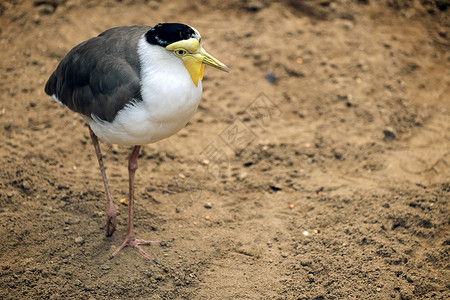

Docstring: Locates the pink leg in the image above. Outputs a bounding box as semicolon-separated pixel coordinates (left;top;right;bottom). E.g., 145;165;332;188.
89;127;116;237
111;145;160;260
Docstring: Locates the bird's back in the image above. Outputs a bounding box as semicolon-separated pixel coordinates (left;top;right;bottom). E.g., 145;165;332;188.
45;26;151;122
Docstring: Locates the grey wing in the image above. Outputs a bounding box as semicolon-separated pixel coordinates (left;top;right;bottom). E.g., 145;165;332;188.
45;26;150;122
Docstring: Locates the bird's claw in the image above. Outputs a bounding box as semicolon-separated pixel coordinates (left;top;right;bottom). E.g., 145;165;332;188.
111;236;160;260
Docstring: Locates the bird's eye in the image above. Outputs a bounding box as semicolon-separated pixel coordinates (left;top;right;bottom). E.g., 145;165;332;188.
175;49;187;56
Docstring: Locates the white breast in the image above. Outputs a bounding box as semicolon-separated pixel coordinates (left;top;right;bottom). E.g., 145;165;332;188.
88;36;202;146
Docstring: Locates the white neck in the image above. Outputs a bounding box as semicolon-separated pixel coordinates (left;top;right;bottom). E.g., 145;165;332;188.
87;37;203;146
137;36;202;127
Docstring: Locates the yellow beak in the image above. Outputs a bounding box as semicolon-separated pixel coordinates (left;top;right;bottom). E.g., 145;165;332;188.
166;38;229;87
200;48;230;73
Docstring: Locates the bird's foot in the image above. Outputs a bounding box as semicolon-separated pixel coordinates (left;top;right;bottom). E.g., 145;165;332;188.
111;234;160;260
105;210;117;237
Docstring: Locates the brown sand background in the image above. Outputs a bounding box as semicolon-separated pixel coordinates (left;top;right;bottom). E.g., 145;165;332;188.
1;0;449;299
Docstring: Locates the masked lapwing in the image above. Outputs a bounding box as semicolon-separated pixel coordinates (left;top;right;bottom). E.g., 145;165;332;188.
45;23;229;260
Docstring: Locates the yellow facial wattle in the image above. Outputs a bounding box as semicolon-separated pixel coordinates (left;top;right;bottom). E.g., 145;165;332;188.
179;52;205;87
166;38;229;87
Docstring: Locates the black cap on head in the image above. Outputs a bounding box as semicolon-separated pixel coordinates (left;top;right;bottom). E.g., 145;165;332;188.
146;23;199;47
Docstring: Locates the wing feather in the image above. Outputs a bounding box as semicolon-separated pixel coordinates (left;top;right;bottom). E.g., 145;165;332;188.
45;26;151;122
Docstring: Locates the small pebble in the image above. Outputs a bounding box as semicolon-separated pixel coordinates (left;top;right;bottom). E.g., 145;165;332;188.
300;259;312;266
22;181;31;190
37;4;56;15
204;203;212;209
94;211;105;217
204;215;210;220
101;265;110;270
238;172;248;181
74;236;84;244
383;127;397;140
111;144;119;153
266;71;277;84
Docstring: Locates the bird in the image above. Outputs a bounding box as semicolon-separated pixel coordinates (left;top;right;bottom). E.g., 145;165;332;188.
44;23;229;260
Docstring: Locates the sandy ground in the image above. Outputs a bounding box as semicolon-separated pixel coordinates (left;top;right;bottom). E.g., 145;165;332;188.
0;0;449;299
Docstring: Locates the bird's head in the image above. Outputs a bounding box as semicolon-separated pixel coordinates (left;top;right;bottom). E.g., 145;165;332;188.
146;23;229;87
